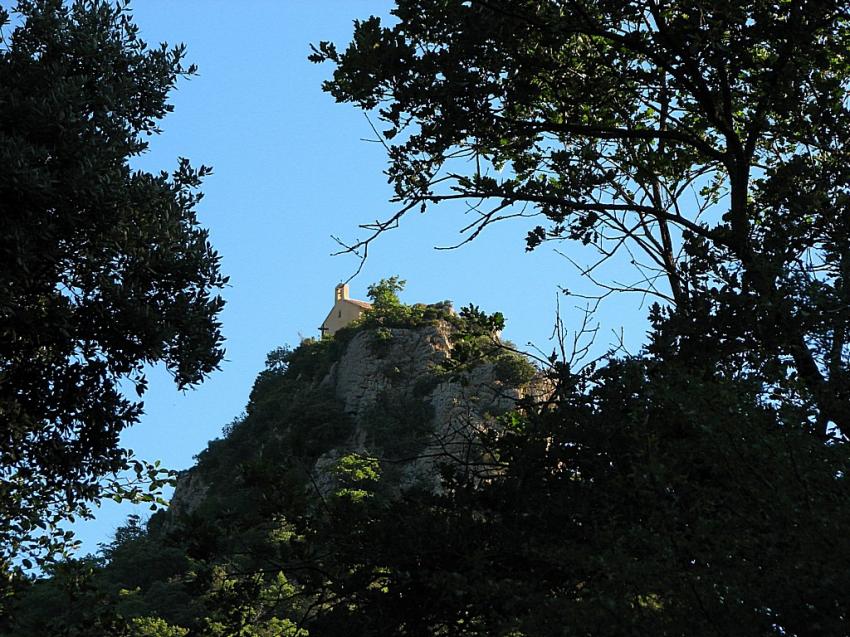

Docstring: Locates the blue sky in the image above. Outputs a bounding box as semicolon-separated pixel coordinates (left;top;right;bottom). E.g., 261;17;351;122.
71;1;653;553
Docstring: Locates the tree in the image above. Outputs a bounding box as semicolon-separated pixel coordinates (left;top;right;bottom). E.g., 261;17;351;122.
302;2;850;633
311;0;850;438
0;0;226;571
310;343;850;635
366;275;406;312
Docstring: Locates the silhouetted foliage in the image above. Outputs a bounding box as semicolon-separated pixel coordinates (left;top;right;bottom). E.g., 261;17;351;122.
313;0;850;440
0;0;226;575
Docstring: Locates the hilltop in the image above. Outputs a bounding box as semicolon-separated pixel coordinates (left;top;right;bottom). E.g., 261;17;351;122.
7;285;543;635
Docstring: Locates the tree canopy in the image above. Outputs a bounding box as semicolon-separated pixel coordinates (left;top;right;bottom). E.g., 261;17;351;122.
312;0;850;438
0;0;226;572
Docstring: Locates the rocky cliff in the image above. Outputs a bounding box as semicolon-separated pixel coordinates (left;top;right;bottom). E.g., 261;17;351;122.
171;318;545;516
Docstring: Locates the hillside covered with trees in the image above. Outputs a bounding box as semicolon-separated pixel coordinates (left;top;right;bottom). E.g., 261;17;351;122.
6;280;545;635
9;280;850;636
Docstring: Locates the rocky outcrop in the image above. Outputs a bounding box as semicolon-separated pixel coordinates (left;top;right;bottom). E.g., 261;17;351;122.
321;324;453;418
316;322;546;492
168;469;208;519
172;320;548;512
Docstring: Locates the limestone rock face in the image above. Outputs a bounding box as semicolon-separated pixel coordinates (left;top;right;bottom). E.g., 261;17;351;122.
322;324;453;418
316;322;544;492
168;469;208;518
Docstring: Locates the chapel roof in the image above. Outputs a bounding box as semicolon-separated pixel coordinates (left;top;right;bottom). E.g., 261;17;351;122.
343;298;372;310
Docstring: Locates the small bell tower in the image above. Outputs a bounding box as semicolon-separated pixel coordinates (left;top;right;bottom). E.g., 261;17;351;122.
335;283;349;302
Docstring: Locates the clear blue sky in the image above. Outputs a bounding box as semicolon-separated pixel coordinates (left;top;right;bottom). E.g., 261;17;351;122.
72;1;652;553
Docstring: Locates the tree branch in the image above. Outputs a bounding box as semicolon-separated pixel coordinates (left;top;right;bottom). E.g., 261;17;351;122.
497;116;726;164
